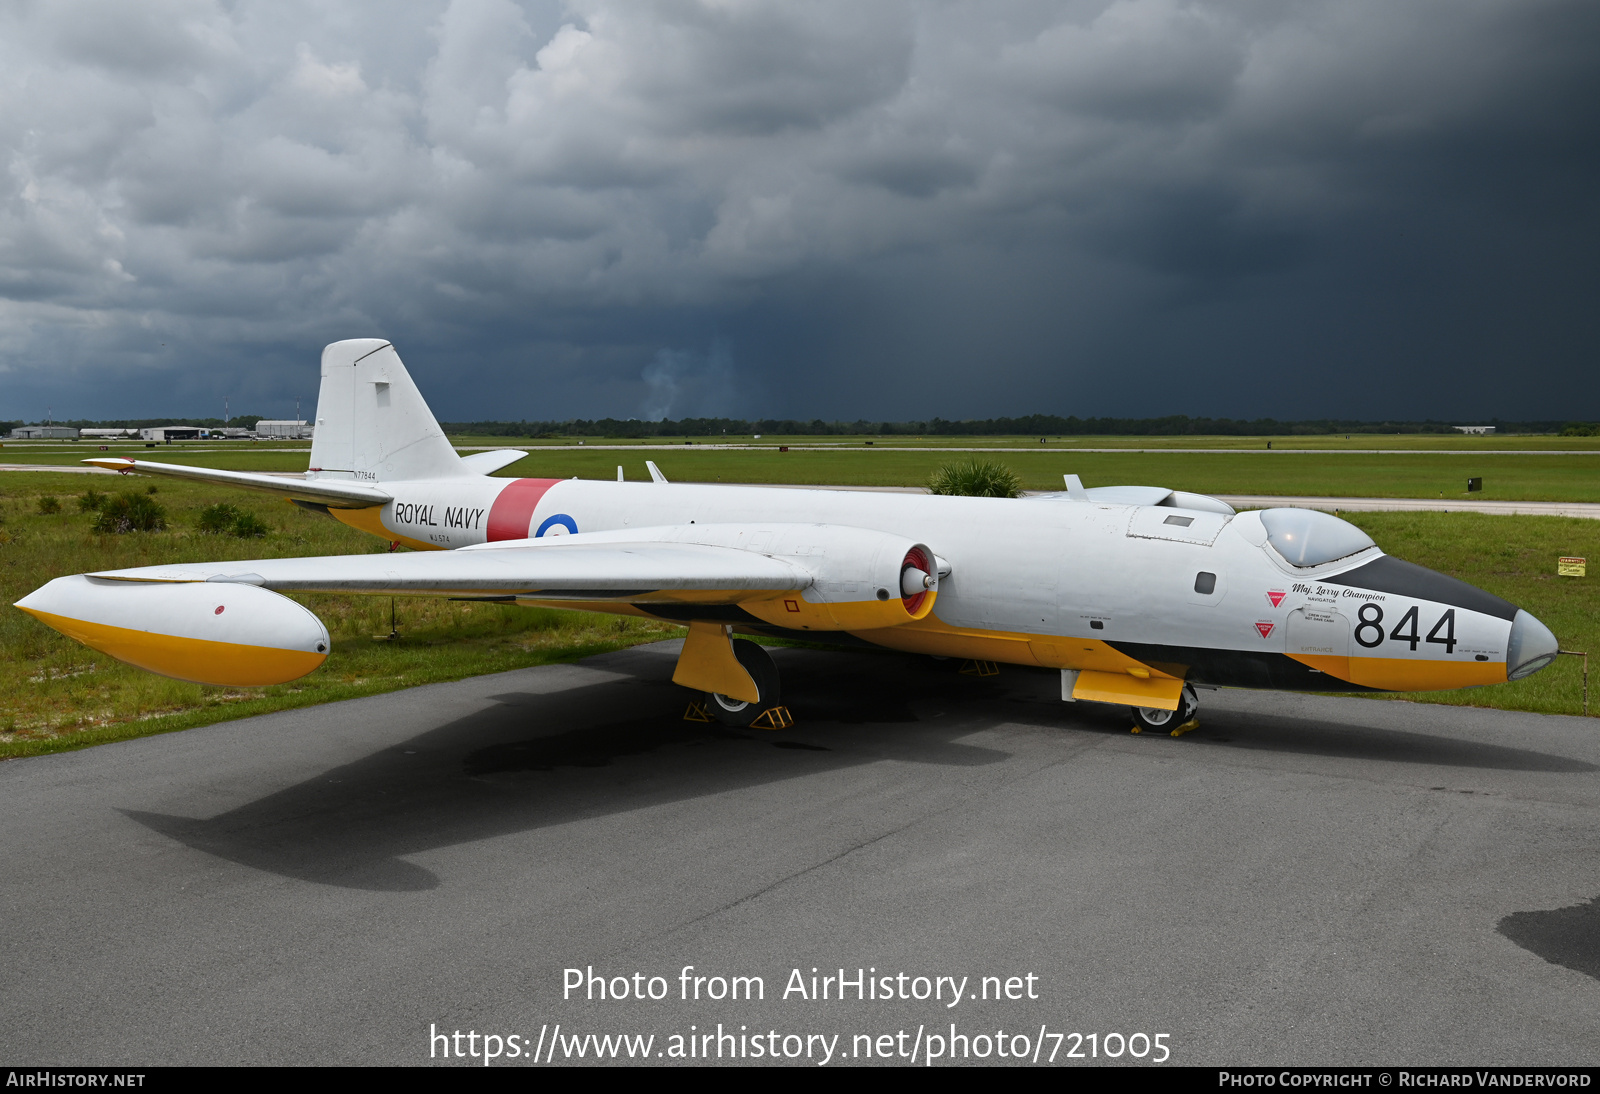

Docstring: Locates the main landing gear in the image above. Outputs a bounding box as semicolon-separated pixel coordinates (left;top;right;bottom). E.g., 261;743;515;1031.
705;640;789;728
673;623;793;729
1131;684;1200;736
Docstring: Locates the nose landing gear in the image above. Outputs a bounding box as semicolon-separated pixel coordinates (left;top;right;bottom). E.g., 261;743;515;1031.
1131;684;1200;736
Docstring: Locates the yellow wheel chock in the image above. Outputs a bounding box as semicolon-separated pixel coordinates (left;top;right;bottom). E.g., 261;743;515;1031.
750;706;795;730
1130;718;1200;737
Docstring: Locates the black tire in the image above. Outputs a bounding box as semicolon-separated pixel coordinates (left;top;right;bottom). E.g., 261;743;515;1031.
1131;685;1198;734
707;640;781;726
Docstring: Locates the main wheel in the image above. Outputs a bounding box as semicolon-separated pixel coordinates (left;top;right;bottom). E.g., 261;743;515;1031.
1131;685;1198;734
707;640;781;726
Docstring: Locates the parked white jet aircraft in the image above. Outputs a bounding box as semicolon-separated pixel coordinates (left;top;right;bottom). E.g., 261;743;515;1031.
16;340;1561;731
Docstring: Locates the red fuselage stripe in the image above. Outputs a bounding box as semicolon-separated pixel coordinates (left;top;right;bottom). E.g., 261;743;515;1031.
486;478;561;541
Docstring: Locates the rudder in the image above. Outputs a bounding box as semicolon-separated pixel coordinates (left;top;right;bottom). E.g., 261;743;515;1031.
309;340;465;483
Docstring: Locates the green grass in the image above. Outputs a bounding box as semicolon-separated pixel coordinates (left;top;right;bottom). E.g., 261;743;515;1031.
0;473;677;759
516;449;1600;503
439;433;1600;452
1337;511;1598;718
3;453;1598;759
8;439;1600;501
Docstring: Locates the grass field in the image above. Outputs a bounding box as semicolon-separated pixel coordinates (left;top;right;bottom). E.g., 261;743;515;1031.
1336;511;1597;718
8;440;1600;502
0;473;678;760
2;447;1597;760
435;434;1600;452
12;431;1600;454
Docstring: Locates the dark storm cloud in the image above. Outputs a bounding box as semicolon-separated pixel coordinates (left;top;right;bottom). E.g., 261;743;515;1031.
1;0;1596;423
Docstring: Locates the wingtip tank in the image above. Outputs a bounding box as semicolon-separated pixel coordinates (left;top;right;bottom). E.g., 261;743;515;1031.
16;576;331;687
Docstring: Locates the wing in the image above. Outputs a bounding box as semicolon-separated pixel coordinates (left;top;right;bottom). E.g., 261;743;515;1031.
82;457;390;509
19;523;932;686
83;537;813;601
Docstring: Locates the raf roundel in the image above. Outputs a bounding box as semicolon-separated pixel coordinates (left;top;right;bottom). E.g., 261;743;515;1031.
536;514;579;538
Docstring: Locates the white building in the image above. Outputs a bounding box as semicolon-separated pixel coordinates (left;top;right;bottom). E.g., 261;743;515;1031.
8;425;79;439
255;419;314;439
1452;425;1497;435
138;426;206;441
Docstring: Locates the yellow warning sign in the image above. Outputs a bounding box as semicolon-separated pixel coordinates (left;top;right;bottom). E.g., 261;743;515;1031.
1559;557;1587;577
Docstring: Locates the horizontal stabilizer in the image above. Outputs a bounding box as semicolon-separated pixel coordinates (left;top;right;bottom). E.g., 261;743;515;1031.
82;458;391;508
459;450;528;475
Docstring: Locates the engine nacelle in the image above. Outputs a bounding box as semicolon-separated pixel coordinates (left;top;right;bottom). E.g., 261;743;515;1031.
479;522;940;632
721;525;939;631
15;576;330;686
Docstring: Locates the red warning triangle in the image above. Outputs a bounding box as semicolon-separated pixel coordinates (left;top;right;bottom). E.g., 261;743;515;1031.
1266;590;1287;608
1255;621;1276;638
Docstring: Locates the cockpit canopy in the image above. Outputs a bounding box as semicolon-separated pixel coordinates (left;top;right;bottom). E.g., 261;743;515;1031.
1259;508;1376;568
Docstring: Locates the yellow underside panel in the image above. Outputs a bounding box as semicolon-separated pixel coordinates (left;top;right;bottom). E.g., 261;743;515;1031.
518;599;654;617
19;608;326;687
1071;670;1184;710
671;621;759;702
1291;653;1506;691
626;588;799;605
328;505;442;552
851;617;1160;675
742;592;936;630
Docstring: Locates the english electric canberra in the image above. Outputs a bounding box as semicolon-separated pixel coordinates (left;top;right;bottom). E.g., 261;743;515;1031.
16;340;1560;732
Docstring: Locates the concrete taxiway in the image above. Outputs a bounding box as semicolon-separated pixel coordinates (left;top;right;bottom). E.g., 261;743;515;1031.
2;642;1597;1066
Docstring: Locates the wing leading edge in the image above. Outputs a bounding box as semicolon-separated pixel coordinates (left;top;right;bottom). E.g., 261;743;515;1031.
85;538;813;600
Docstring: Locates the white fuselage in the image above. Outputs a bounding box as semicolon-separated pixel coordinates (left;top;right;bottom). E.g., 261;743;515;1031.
331;474;1519;692
24;336;1556;706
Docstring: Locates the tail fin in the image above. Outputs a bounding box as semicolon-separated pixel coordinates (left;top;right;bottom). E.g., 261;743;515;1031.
308;340;466;483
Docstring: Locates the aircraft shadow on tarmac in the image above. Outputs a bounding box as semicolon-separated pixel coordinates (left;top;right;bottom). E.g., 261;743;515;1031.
1183;710;1597;773
1498;896;1600;983
121;646;1594;893
120;648;1020;893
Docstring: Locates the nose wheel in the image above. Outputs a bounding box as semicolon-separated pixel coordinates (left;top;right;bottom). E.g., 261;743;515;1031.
1131;684;1199;736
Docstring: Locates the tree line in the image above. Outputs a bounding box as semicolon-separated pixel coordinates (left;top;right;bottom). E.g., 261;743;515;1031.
440;415;1580;438
8;413;1590;438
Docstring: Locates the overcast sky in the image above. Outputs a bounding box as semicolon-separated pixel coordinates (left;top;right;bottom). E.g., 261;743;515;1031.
2;0;1597;423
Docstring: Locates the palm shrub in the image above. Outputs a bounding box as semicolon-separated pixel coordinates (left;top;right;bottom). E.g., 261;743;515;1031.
197;502;269;538
92;492;167;534
77;488;106;512
36;496;61;515
231;512;270;538
926;458;1024;498
196;502;243;534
